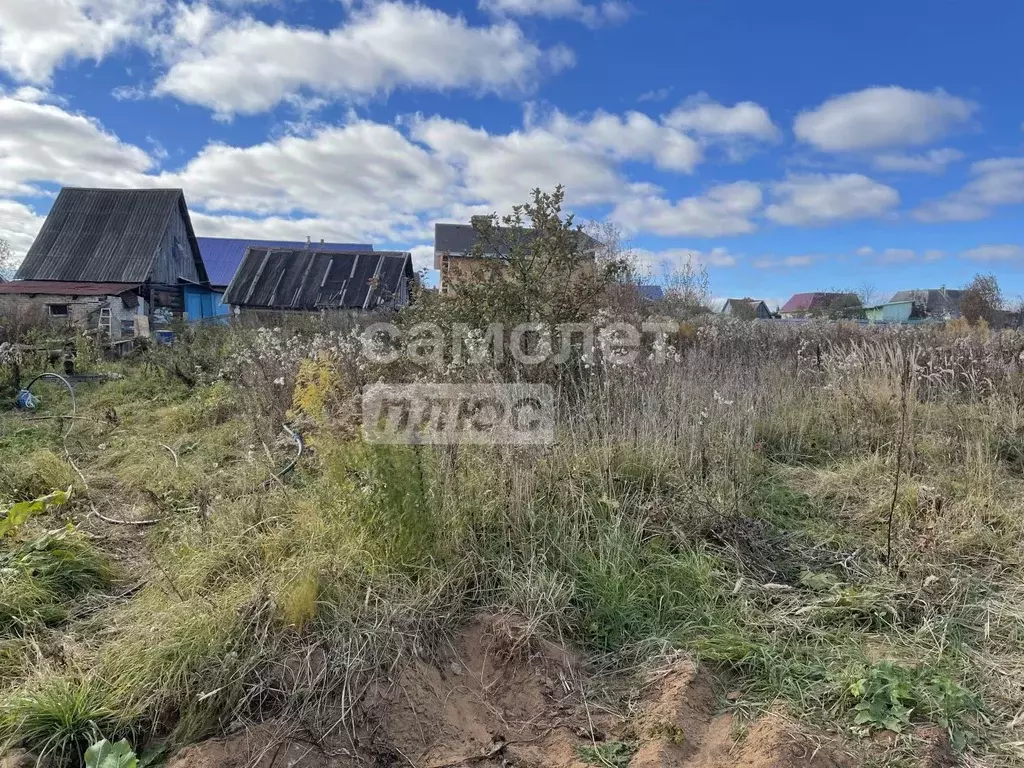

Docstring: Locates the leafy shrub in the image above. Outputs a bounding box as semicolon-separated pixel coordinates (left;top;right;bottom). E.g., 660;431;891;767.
576;740;636;768
847;661;980;749
85;738;139;768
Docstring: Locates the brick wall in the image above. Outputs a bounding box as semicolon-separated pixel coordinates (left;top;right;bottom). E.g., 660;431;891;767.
0;293;138;340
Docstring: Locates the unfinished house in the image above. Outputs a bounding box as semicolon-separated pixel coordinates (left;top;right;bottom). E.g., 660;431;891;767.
722;298;773;319
1;188;219;342
780;292;862;319
889;289;964;320
434;218;600;293
222;247;413;312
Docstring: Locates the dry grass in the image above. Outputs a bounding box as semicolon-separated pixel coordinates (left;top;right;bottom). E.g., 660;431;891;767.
0;318;1022;766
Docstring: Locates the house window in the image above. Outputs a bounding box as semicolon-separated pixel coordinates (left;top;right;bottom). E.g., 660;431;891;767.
47;304;69;317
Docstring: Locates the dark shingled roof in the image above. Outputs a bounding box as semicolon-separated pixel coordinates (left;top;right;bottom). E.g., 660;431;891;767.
16;187;207;284
780;292;857;314
222;248;413;310
434;223;486;257
889;289;963;318
638;285;665;301
433;221;601;267
197;237;373;289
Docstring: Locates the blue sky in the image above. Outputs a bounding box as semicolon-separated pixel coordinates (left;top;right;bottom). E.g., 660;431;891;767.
1;0;1022;306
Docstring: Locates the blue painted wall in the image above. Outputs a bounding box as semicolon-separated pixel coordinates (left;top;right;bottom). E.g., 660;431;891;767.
184;284;232;320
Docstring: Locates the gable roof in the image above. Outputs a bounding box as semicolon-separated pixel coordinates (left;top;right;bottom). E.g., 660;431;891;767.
222;248;412;310
889;289;963;317
780;292;856;314
434;221;600;266
723;297;768;309
197;237;373;288
16;187;208;284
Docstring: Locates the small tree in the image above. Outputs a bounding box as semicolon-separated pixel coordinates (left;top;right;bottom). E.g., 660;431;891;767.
0;238;15;280
660;258;711;317
826;294;865;320
961;274;1002;326
857;281;879;308
428;186;629;327
728;300;758;321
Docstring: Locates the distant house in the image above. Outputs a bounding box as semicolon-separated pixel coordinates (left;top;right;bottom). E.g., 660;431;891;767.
0;187;220;339
222;247;413;312
865;301;915;324
638;285;665;302
889;289;963;319
197;237;373;291
722;298;773;319
434;218;600;292
780;292;861;319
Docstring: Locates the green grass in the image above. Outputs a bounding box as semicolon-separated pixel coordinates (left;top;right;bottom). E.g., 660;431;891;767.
0;676;134;767
576;740;637;768
0;528;114;634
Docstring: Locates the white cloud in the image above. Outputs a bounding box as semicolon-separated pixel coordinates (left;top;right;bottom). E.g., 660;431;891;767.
612;182;762;237
638;87;672;103
413;118;626;211
855;246;945;262
0;90;153;196
665;93;780;142
873;148;965;174
169;119;456;241
479;0;630;27
753;255;814;269
111;84;148;101
0;0;159;83
175;108;698;245
915;157;1024;222
765;173;899;226
545;110;703;172
408;244;435;273
880;248;916;263
961;244;1024;261
156;2;572;116
794;86;975;152
632;247;737;276
0;199;45;258
10;85;60;103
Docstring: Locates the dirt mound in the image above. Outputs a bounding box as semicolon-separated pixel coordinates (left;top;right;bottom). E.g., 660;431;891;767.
629;661;847;768
164;723;352;768
374;613;597;768
161;616;861;768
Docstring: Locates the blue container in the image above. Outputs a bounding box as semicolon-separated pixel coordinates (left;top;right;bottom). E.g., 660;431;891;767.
15;389;39;410
155;330;175;345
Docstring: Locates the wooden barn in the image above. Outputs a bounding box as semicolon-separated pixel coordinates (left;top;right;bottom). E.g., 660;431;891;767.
0;187;221;341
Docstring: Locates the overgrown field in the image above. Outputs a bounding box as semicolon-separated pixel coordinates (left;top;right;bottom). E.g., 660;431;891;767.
1;318;1024;767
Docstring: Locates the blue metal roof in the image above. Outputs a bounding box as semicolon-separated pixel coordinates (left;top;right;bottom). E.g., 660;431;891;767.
197;237;372;288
